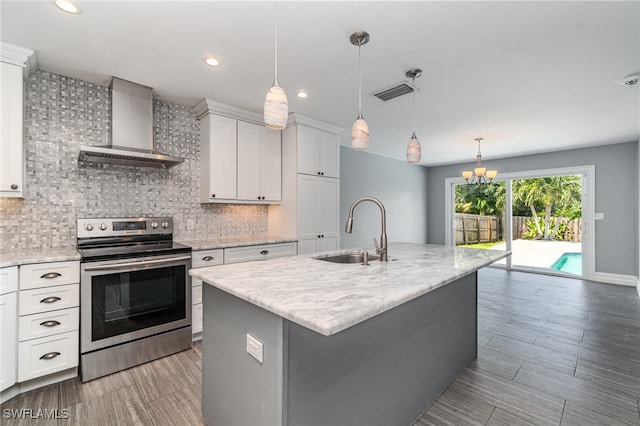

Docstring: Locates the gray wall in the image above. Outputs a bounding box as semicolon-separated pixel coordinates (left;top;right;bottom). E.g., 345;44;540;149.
638;138;640;294
427;142;639;277
340;147;428;250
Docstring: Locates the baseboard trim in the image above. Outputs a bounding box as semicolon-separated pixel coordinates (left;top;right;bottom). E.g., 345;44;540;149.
593;272;638;287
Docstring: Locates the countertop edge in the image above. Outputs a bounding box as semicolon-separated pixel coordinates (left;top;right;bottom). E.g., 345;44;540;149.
177;237;297;251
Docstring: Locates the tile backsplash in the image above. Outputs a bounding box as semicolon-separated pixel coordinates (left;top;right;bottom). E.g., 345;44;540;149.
0;70;268;250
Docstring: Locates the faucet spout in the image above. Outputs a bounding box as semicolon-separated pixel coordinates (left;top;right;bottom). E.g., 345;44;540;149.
344;196;388;261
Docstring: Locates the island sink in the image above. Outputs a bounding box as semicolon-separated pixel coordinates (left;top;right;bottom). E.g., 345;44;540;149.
313;251;380;264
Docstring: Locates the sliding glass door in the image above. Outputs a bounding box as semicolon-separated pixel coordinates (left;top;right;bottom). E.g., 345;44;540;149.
446;166;595;280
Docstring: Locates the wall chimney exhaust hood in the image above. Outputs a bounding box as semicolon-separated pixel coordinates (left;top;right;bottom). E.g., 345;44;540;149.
78;78;184;169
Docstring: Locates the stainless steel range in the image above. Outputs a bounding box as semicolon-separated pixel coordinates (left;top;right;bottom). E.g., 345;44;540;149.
77;217;192;382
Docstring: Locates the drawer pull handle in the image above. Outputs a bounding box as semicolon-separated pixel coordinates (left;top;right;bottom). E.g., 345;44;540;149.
40;320;61;327
39;352;61;360
40;296;61;304
40;272;62;279
11;184;18;190
202;256;215;261
260;250;269;255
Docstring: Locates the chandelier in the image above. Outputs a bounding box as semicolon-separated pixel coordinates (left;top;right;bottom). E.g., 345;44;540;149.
462;138;497;184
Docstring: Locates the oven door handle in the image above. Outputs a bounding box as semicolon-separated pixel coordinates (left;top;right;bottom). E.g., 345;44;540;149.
83;255;191;271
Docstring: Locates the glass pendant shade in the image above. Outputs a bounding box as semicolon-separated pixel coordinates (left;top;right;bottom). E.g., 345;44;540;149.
264;82;288;130
462;171;473;181
406;132;421;163
486;170;498;180
351;115;369;151
474;167;486;177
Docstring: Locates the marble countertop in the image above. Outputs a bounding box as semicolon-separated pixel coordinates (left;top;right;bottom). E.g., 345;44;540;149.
0;247;81;268
177;235;297;251
190;242;509;336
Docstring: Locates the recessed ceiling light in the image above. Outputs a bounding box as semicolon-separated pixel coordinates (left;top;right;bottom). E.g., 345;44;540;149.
297;91;308;98
204;56;220;67
53;0;81;14
621;74;639;87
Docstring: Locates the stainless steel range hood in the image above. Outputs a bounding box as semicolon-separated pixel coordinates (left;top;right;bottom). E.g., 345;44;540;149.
78;78;184;169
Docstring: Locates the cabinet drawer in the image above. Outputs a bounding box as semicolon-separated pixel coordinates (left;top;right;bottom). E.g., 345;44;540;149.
19;261;79;290
18;330;79;382
19;284;79;316
224;242;297;264
192;249;224;268
19;307;79;342
192;284;202;305
0;266;18;295
192;303;203;334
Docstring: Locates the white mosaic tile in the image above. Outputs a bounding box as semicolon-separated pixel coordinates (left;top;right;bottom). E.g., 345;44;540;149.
0;70;268;250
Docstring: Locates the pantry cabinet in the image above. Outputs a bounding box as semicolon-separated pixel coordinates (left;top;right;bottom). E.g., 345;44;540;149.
297;175;339;254
268;114;342;254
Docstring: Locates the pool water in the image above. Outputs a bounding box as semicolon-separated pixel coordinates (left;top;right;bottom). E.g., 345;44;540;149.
550;252;582;275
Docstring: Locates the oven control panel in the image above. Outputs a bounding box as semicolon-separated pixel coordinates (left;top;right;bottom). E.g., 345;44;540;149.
77;217;173;238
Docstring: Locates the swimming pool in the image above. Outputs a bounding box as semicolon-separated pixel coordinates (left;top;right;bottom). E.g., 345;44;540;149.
550;252;582;275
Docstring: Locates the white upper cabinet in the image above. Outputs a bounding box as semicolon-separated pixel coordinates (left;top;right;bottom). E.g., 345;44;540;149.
199;113;237;202
1;42;36;198
295;174;339;255
237;121;281;202
296;125;340;178
195;99;282;204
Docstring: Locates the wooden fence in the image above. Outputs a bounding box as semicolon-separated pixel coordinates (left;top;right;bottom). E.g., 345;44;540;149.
455;214;500;245
512;216;582;242
455;214;582;245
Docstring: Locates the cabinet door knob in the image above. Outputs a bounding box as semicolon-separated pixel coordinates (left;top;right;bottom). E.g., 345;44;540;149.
321;172;324;176
211;193;216;198
202;256;214;261
40;296;61;304
10;184;18;190
321;234;324;238
40;320;61;328
39;352;61;360
317;235;321;238
40;272;62;279
260;250;269;255
317;172;321;175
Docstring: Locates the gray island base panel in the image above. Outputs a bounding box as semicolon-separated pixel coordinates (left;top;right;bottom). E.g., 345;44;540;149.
202;272;478;426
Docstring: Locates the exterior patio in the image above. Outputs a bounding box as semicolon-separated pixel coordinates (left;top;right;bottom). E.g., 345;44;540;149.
489;239;582;272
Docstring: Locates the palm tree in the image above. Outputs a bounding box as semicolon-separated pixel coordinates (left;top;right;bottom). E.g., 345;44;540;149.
512;175;581;240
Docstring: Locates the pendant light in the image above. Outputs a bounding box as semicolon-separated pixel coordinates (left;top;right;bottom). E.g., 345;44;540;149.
264;1;288;130
462;138;498;184
405;69;422;163
350;31;370;150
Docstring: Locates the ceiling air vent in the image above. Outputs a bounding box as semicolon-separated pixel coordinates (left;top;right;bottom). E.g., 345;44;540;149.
374;82;416;101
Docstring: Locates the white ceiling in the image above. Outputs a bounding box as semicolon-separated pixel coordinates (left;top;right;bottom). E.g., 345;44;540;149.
1;1;639;166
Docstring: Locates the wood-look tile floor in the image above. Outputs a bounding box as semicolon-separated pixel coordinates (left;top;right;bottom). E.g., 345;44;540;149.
2;268;640;425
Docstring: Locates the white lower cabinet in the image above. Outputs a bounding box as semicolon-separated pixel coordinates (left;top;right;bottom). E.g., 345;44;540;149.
18;331;79;382
17;261;80;383
0;290;17;393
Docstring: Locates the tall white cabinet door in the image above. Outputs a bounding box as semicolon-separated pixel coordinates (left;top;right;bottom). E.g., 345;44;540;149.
201;114;237;201
297;175;318;241
0;62;24;197
237;121;262;201
319;132;339;178
317;178;339;248
260;128;282;202
296;126;319;176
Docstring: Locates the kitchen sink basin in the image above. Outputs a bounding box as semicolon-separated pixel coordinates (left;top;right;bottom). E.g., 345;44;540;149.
314;252;380;264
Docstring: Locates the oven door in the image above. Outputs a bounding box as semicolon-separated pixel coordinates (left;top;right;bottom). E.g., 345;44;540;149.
80;253;191;353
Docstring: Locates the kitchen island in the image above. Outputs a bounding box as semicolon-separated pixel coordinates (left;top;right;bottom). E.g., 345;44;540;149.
190;243;508;426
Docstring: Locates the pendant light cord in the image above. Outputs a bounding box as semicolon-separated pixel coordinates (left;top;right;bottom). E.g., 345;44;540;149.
358;40;362;117
412;76;416;134
274;1;278;84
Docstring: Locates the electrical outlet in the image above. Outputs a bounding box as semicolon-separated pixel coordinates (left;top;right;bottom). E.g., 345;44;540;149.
246;334;264;364
187;219;195;230
594;212;604;220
